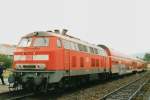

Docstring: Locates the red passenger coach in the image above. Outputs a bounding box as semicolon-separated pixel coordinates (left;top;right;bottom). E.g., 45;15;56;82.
99;45;145;75
10;29;145;91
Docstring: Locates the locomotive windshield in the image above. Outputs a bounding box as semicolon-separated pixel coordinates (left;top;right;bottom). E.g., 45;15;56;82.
18;38;32;47
33;37;49;47
18;37;49;47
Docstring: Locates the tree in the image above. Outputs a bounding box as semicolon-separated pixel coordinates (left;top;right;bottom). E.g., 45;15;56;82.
0;54;13;68
143;53;150;61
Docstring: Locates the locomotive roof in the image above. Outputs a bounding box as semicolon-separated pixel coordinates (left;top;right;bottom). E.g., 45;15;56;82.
23;31;108;56
24;31;51;37
23;31;106;51
50;33;104;50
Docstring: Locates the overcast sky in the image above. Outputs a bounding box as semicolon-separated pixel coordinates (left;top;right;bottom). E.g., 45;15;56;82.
0;0;149;54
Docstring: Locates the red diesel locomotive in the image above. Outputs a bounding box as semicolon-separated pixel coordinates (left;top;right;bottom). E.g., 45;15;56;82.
9;29;145;91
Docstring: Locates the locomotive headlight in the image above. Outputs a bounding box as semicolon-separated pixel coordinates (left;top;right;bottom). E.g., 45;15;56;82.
15;64;46;70
16;64;23;69
37;64;46;69
15;65;19;69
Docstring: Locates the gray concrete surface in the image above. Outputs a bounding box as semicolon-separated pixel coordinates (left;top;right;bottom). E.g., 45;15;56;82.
0;78;9;85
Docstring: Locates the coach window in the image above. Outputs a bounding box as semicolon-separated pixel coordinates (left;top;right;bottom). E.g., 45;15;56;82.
103;51;107;56
57;39;62;48
101;50;107;56
98;48;105;56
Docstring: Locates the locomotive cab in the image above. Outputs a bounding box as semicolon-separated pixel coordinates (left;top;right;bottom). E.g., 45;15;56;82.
11;31;65;91
14;32;50;70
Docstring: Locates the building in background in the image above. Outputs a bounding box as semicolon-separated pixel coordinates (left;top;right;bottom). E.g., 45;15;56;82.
0;44;16;58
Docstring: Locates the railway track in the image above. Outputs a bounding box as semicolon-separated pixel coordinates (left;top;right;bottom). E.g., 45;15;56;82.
6;93;34;100
0;72;148;100
0;90;34;100
100;72;150;100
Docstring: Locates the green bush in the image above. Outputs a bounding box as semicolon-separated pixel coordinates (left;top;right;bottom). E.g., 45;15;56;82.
0;54;13;69
143;53;150;61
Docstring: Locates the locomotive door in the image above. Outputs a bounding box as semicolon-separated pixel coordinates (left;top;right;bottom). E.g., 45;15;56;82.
103;57;106;71
104;57;109;72
62;39;71;76
64;49;70;74
106;57;111;73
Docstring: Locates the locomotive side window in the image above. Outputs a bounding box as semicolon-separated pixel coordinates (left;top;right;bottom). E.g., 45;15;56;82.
74;43;79;51
89;47;94;54
87;47;90;53
33;37;49;47
101;50;107;56
78;44;83;51
18;38;32;47
62;39;71;49
83;45;88;52
97;48;106;56
94;48;98;54
78;44;87;52
57;39;62;48
70;42;76;50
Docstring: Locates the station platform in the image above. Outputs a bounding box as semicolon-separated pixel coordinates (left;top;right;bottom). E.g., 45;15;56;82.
0;85;9;93
0;78;9;93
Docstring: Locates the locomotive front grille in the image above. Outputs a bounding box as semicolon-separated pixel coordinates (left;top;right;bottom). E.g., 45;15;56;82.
16;64;46;70
23;65;36;69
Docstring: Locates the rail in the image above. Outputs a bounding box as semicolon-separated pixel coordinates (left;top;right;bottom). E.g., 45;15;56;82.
0;90;34;100
6;93;34;100
100;72;150;100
